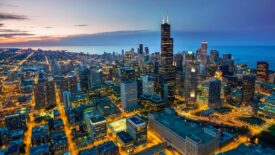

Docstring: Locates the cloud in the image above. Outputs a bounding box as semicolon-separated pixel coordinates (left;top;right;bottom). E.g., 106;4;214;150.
0;2;18;7
0;28;34;38
0;33;35;38
0;13;28;20
75;24;88;27
0;23;3;27
0;30;274;47
0;29;27;33
45;26;53;29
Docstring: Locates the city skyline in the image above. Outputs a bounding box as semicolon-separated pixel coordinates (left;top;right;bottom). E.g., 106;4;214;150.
1;0;275;46
0;1;275;155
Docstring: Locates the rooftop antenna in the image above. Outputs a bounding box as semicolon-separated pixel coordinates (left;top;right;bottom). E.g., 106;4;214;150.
162;16;165;24
166;16;169;24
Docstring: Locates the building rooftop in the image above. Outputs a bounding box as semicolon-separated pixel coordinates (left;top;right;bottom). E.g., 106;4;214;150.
141;94;164;105
30;143;50;155
150;108;218;144
97;141;118;153
264;93;275;105
94;97;120;117
79;141;117;155
108;118;126;133
90;115;106;124
79;147;99;155
120;67;134;71
70;91;88;102
134;143;165;155
218;144;275;155
259;103;275;115
117;131;134;144
261;82;275;89
128;115;146;127
32;125;49;138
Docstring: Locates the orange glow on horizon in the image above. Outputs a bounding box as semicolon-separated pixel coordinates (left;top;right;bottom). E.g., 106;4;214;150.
0;36;64;44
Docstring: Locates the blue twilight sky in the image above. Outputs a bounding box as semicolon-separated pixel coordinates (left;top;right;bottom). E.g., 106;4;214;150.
0;0;275;46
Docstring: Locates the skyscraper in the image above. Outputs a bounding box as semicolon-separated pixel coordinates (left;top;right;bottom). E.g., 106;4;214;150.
62;91;71;108
197;41;208;66
184;52;198;105
121;81;138;111
159;16;175;103
242;75;256;105
46;77;56;106
144;47;149;55
208;78;221;109
209;50;219;63
67;75;78;93
91;67;103;89
119;67;136;81
35;73;56;109
256;61;269;82
79;68;91;92
142;75;155;95
35;76;47;109
138;44;143;55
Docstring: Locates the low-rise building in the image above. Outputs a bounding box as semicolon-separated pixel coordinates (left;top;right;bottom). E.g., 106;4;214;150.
116;131;135;153
126;115;147;146
32;125;49;146
140;94;165;111
85;112;107;141
148;108;220;155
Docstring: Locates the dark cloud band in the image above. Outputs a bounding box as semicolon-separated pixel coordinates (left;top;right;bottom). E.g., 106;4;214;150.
0;33;34;38
0;13;28;20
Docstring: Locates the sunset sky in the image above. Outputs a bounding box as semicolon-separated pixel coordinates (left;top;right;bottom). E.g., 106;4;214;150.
1;0;275;46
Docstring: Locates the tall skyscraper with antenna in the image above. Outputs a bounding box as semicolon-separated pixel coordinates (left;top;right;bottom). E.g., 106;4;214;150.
159;16;175;103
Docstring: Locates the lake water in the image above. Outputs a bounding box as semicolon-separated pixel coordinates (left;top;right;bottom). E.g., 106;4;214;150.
10;45;275;70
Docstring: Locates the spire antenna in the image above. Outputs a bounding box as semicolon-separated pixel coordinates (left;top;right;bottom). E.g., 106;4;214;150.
162;16;165;24
166;16;169;24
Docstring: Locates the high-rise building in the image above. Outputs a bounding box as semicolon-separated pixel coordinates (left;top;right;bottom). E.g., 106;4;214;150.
0;128;9;146
223;54;232;60
144;47;149;55
124;51;134;66
184;52;198;105
35;75;56;109
62;91;71;108
0;80;3;95
197;41;208;66
79;68;92;92
126;115;147;146
91;67;103;89
142;75;155;95
242;75;256;105
136;78;143;99
5;113;27;130
121;81;138;111
119;67;136;81
160;16;175;81
159;16;176;103
35;77;47;109
256;61;269;82
209;50;219;63
67;75;78;93
208;78;221;109
85;113;106;142
175;53;184;72
138;44;143;55
46;77;56;106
